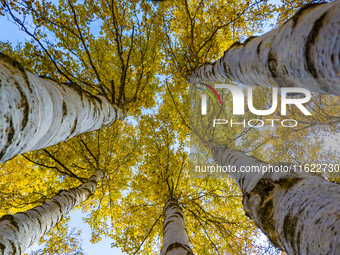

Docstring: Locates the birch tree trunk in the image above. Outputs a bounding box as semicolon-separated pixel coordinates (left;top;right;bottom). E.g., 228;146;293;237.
0;53;123;163
187;1;340;96
161;198;194;255
0;169;104;255
209;143;340;254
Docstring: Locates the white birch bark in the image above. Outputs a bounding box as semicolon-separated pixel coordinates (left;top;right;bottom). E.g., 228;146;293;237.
187;1;340;96
0;53;123;163
0;169;104;255
161;198;194;255
209;143;340;254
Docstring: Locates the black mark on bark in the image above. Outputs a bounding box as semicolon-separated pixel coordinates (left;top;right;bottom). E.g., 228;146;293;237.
0;215;19;231
0;117;14;160
0;53;32;93
244;36;258;46
62;102;67;119
69;118;78;138
257;41;262;56
291;3;327;28
305;12;327;80
268;51;278;79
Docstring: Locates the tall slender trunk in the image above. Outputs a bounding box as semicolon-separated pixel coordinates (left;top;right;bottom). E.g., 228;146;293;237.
187;1;340;96
209;143;340;254
0;170;104;255
0;53;123;163
161;198;194;255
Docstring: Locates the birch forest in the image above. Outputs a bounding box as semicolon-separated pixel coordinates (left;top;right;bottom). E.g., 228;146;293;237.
0;0;340;254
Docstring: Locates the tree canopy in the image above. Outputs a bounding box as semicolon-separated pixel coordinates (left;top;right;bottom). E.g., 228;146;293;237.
1;0;339;254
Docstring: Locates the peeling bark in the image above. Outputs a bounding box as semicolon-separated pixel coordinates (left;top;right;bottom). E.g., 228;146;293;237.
161;198;194;255
0;53;124;163
0;170;104;255
187;1;340;96
209;143;340;254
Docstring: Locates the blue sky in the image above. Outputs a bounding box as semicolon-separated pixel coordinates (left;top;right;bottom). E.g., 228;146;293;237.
0;1;282;254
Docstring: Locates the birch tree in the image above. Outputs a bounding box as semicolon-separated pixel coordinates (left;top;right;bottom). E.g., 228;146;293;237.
0;0;163;162
99;107;273;255
0;53;123;163
0;119;137;254
186;1;340;96
0;169;104;255
208;142;340;254
24;216;85;255
161;198;194;255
